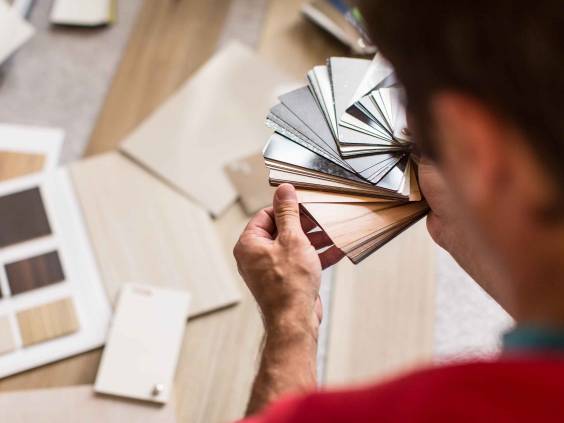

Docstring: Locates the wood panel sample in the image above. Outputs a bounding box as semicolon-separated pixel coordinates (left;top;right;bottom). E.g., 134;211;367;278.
0;316;16;355
0;152;45;182
17;298;79;347
0;187;52;248
87;0;235;157
257;0;348;79
120;42;295;217
324;220;435;386
0;385;177;423
6;251;65;295
70;152;240;317
225;152;275;215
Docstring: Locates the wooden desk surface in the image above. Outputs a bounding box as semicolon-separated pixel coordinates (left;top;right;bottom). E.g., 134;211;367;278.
0;1;435;422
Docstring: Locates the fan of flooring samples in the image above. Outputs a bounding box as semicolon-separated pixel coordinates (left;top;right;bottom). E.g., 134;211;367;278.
263;54;429;264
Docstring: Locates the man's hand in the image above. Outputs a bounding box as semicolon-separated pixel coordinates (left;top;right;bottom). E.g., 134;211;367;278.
234;183;343;415
234;183;343;333
419;159;513;313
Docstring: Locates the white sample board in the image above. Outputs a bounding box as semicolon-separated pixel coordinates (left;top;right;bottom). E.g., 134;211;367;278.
95;284;190;404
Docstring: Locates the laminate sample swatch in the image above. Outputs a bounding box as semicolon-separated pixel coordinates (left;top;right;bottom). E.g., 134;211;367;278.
0;152;45;182
120;42;295;217
6;251;65;295
70;152;240;317
0;187;51;248
0;316;16;355
0;385;177;423
95;284;190;403
17;297;79;347
324;221;435;386
224;153;275;215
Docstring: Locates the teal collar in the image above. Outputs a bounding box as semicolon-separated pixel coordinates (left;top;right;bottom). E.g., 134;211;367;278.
503;326;564;353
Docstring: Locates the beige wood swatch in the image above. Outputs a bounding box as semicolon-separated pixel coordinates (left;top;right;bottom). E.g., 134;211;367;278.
302;201;428;253
325;220;435;386
0;152;45;182
17;298;79;347
0;385;177;423
70;152;241;317
0;316;16;355
120;42;296;217
225;153;275;215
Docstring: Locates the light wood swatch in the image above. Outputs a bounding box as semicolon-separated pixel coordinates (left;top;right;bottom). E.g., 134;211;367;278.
17;298;79;347
0;152;45;182
0;316;16;355
324;220;435;386
87;0;235;157
120;42;295;217
70;152;241;317
225;152;275;215
0;385;177;423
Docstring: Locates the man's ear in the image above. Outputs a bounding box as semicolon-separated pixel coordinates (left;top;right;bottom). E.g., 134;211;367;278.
430;93;510;208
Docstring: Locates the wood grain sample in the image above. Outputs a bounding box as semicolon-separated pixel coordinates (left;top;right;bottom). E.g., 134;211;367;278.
0;385;177;423
70;152;240;317
0;316;16;355
87;0;235;157
17;297;79;347
6;251;65;295
324;220;435;386
120;42;295;217
0;151;45;182
224;152;275;215
0;187;52;248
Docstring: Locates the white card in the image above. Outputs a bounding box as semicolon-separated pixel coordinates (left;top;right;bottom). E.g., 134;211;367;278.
95;284;191;404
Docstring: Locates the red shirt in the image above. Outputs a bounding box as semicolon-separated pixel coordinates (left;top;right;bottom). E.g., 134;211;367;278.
241;357;564;422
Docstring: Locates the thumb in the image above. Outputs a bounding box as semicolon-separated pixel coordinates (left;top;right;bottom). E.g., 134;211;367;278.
273;184;301;233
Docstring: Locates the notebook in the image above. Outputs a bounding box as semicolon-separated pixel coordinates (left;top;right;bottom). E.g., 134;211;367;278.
263;54;428;263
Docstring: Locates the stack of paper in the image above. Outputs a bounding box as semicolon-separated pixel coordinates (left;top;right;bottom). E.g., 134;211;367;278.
263;54;428;263
302;0;376;55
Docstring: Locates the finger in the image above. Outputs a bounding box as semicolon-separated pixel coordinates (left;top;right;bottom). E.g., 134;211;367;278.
319;246;345;270
243;207;276;240
273;184;302;233
300;212;317;233
307;230;333;250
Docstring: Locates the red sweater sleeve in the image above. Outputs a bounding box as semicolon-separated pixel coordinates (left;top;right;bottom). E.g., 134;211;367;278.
239;357;564;423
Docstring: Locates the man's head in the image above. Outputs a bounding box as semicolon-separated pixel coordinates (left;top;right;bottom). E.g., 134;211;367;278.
358;0;564;321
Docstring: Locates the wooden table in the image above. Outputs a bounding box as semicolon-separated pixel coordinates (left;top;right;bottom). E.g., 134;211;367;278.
0;1;436;421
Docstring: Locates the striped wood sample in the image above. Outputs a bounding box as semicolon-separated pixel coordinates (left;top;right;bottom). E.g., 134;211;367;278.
0;152;45;182
17;298;79;347
6;251;65;295
324;220;435;386
70;152;241;317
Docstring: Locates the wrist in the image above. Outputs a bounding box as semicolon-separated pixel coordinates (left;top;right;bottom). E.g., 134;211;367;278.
264;309;320;343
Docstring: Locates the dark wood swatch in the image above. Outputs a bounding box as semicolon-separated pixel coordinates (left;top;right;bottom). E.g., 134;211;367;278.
6;251;65;295
0;187;52;248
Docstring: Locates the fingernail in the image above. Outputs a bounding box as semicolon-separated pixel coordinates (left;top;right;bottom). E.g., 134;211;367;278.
275;184;296;202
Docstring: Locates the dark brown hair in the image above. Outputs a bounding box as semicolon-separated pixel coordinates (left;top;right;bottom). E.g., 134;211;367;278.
357;0;564;192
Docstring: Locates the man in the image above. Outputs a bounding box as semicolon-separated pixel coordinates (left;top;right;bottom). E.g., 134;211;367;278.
234;0;564;420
